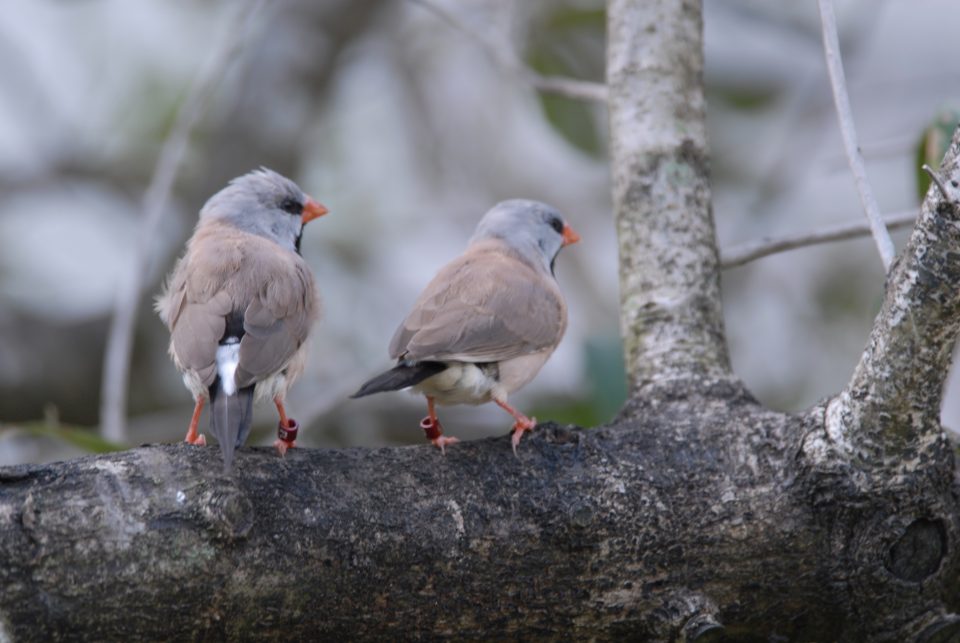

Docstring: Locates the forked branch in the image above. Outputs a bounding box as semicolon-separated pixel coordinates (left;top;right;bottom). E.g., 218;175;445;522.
810;126;960;463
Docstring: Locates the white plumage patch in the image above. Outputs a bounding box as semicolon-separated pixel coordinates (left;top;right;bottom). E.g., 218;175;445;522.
216;339;240;396
415;362;497;405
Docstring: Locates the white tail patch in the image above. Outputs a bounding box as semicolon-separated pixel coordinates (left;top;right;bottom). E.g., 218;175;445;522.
216;339;241;396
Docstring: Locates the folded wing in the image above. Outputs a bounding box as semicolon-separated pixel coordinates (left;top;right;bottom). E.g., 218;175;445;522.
389;247;565;363
164;229;317;389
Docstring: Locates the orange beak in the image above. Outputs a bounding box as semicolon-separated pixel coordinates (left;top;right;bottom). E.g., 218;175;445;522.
561;223;581;246
302;197;329;225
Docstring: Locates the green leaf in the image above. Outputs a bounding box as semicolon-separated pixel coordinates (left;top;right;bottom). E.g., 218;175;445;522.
544;7;605;30
711;87;777;112
524;5;606;157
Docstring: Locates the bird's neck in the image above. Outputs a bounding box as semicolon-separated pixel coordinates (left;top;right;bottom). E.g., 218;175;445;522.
197;218;299;254
470;237;554;277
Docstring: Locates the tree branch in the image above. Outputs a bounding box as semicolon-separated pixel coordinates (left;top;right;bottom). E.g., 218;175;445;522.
817;0;896;270
607;0;731;389
805;126;960;464
720;211;916;270
3;387;958;641
99;0;268;443
408;0;608;103
522;74;609;104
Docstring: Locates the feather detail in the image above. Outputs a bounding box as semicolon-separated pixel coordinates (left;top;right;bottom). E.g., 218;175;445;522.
351;361;447;398
209;380;254;473
216;339;240;396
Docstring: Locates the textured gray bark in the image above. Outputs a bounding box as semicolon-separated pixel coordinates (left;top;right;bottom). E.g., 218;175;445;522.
2;0;959;641
607;0;730;389
1;396;957;641
817;160;960;462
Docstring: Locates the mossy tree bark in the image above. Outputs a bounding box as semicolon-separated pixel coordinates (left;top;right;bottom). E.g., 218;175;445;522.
1;0;959;641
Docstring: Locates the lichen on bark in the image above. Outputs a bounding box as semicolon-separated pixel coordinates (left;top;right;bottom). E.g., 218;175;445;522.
607;0;730;390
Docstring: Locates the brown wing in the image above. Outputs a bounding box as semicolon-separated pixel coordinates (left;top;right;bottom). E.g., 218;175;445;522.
234;260;316;388
389;246;566;363
168;290;232;387
160;235;237;388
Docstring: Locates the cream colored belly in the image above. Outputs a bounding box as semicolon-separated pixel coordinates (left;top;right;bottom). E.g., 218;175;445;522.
414;350;553;406
414;362;497;405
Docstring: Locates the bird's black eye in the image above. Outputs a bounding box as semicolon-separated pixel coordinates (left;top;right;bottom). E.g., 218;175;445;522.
279;197;303;215
547;215;564;235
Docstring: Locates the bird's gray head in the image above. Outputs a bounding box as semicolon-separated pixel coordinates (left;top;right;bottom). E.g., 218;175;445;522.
469;199;580;274
199;167;328;253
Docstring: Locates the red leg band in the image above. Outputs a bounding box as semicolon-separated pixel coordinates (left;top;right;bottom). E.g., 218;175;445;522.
420;417;442;441
278;418;299;442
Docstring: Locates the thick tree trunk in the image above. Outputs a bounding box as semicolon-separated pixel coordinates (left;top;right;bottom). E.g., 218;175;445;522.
2;0;959;641
607;0;730;389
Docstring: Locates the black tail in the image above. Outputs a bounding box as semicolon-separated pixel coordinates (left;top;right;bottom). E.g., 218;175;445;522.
209;380;255;472
351;361;447;399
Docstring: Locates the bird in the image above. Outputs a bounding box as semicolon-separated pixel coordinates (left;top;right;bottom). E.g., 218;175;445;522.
351;199;579;454
155;168;327;470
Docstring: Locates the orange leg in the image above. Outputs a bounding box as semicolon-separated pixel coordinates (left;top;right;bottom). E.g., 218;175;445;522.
420;396;459;454
275;398;289;427
273;397;298;457
184;397;207;446
495;399;537;456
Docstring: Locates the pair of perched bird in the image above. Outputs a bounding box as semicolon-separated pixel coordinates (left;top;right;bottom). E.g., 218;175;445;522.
156;168;579;469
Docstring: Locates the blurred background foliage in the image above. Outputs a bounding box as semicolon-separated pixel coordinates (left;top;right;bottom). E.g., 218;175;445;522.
1;0;959;464
915;108;960;199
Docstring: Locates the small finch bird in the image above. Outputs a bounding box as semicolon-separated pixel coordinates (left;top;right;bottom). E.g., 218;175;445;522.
156;168;327;470
352;200;579;454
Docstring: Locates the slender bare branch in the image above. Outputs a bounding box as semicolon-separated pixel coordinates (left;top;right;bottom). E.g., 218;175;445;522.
408;0;608;103
817;0;896;270
523;73;608;103
721;211;916;269
99;0;268;443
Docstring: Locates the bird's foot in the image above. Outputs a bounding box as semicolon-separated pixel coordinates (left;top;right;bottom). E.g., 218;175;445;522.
184;432;207;446
431;435;460;455
273;438;296;457
510;416;537;456
420;416;459;454
275;418;299;457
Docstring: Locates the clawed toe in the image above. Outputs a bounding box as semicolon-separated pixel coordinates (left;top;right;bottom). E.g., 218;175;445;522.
273;438;295;457
185;433;206;446
431;435;460;455
510;417;537;456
